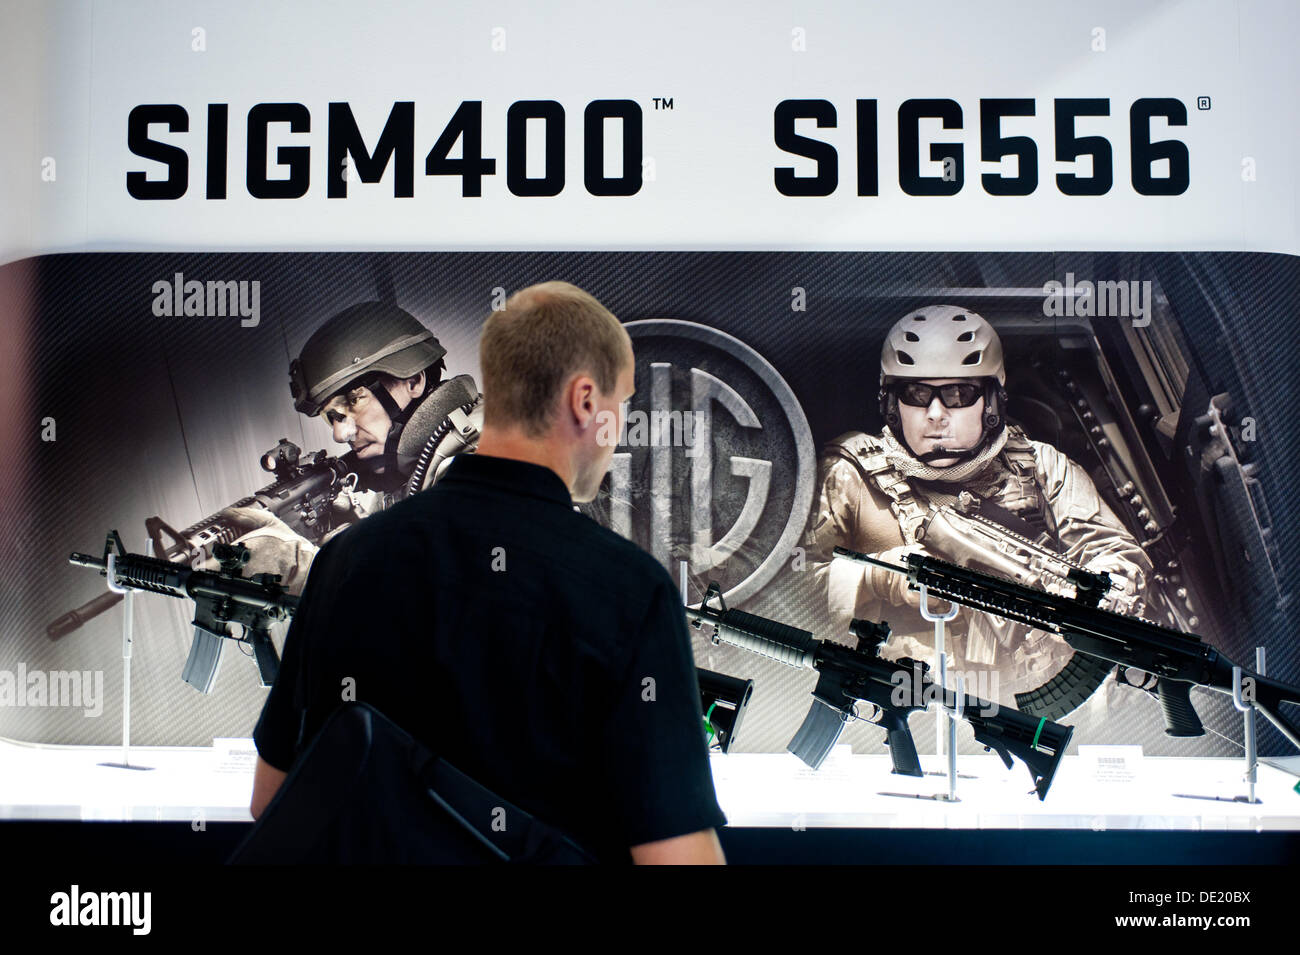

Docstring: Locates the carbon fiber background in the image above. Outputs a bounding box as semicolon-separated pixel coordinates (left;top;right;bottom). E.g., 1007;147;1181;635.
1;251;1295;759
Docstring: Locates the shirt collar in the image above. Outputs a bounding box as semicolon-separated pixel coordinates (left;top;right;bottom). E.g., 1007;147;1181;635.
439;453;573;506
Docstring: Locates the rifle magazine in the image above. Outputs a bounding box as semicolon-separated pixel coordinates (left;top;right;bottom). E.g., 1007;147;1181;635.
1015;652;1113;721
788;699;850;770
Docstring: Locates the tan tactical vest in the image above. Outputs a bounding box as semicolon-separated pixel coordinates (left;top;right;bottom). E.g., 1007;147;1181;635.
824;424;1056;546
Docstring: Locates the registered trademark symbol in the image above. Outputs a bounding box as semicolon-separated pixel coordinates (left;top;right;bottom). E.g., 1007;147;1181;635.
1196;96;1211;110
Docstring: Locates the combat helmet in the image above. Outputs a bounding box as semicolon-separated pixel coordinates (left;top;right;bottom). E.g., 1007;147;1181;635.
290;301;448;490
877;304;1009;464
290;301;446;417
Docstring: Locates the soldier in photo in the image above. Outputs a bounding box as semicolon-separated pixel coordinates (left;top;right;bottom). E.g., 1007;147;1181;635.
803;305;1153;701
201;301;484;592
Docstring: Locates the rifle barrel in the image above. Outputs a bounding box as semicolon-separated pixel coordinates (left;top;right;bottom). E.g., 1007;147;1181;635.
833;546;908;576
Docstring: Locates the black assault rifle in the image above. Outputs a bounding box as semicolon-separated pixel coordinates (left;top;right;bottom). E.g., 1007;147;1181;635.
685;583;1073;800
71;532;758;743
836;546;1300;751
48;439;350;641
70;530;297;692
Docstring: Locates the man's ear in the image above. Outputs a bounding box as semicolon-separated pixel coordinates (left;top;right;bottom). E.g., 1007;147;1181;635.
406;370;427;399
569;375;597;429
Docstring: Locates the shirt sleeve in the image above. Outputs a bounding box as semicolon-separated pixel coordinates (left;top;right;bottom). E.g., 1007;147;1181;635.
1032;440;1153;609
804;455;910;634
600;574;728;847
251;536;338;771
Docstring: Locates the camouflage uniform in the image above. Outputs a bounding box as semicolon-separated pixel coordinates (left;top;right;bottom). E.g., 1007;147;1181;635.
203;303;482;593
805;424;1151;699
803;294;1158;708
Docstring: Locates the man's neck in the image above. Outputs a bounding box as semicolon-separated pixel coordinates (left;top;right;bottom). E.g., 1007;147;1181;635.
474;427;575;492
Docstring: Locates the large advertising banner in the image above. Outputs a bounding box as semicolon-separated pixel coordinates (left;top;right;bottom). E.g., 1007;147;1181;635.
3;249;1295;765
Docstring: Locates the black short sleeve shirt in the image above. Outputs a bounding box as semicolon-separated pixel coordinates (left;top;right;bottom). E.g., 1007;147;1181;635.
253;453;726;863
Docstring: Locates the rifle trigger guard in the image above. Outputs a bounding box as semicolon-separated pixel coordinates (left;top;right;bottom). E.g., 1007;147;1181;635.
1118;666;1158;692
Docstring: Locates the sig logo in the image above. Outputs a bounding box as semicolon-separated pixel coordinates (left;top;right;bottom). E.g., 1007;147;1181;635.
588;319;814;603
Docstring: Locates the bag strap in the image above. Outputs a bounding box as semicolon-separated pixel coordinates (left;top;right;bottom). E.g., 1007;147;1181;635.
412;748;597;864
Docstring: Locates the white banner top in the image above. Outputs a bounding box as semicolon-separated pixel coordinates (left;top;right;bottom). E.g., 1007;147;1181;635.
1;0;1297;264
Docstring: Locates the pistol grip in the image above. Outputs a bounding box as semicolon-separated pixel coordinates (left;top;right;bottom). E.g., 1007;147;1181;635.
1157;678;1204;737
251;630;281;687
881;710;922;777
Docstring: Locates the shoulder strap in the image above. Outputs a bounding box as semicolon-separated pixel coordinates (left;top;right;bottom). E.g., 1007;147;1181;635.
823;431;928;544
989;423;1061;546
413;748;597;864
233;702;597;865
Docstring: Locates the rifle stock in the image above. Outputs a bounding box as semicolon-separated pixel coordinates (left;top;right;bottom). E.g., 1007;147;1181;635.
964;709;1074;800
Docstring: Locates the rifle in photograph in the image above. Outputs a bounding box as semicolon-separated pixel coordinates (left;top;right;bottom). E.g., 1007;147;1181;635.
48;439;350;640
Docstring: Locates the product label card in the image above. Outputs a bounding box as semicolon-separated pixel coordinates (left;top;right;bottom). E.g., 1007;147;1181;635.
1079;744;1145;785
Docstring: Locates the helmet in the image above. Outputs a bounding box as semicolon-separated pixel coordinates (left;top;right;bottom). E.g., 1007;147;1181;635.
289;302;447;416
880;304;1005;385
877;305;1009;465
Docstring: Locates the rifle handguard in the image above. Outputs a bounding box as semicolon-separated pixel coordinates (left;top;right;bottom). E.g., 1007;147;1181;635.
686;585;817;670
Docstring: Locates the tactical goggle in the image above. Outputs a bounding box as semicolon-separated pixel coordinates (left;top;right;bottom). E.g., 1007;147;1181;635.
893;381;984;409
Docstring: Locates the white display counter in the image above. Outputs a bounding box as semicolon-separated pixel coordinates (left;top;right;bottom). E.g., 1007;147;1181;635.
2;736;1297;831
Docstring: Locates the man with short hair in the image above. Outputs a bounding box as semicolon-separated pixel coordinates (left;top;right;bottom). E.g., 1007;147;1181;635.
250;281;727;865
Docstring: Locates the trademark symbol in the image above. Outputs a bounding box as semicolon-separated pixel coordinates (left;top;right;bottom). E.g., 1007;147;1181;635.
1196;96;1211;110
653;97;674;111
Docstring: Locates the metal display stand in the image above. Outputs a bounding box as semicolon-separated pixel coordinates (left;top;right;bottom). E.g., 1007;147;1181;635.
919;585;961;800
1173;645;1265;804
881;587;971;801
1228;648;1266;805
97;540;153;772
